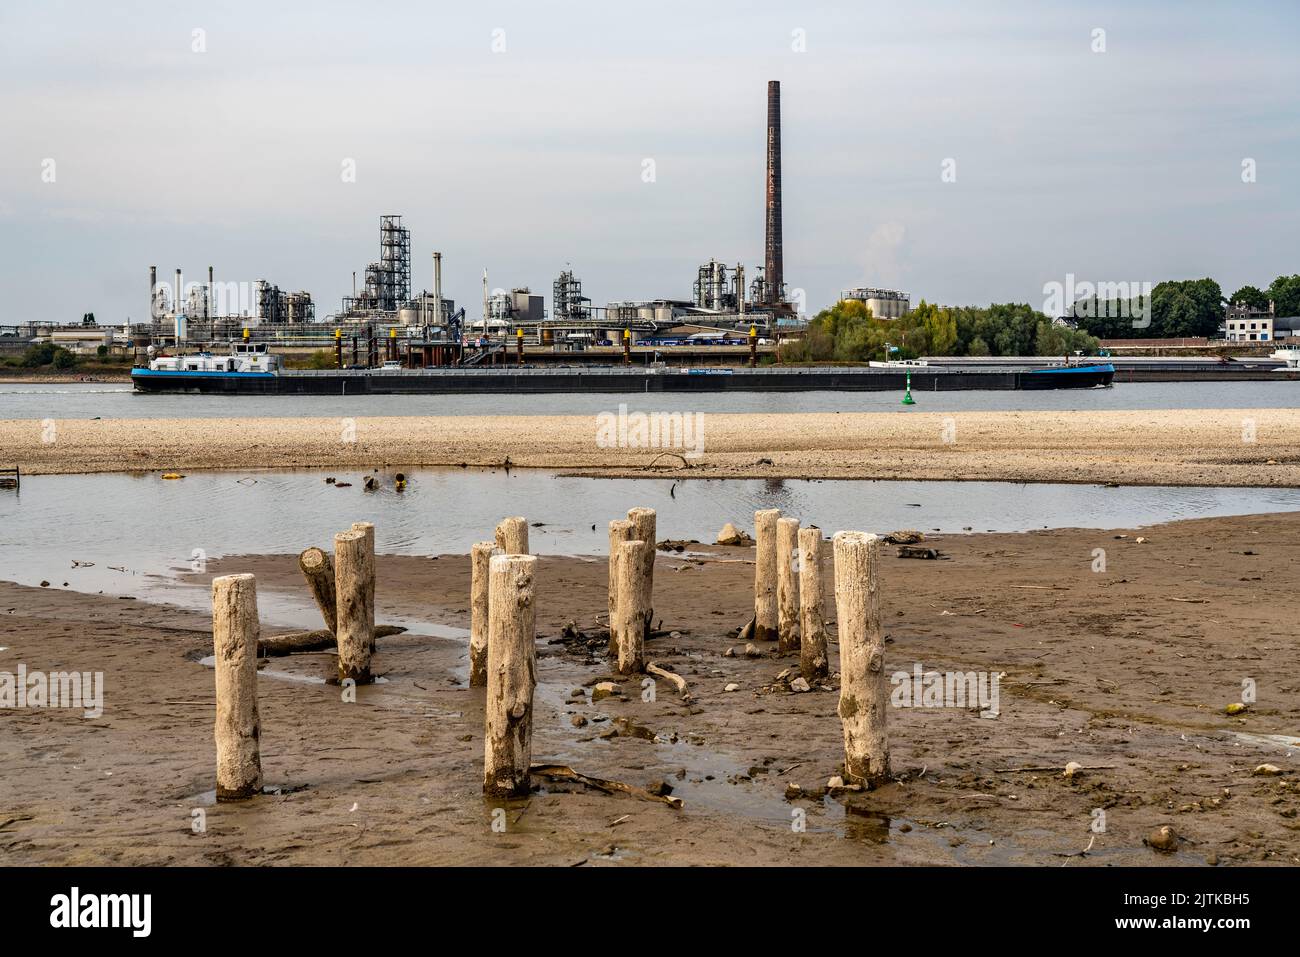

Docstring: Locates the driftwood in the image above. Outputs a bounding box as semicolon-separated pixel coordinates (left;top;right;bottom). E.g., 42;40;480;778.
896;545;940;560
530;764;683;808
995;764;1116;774
298;547;337;634
646;660;688;696
258;625;406;658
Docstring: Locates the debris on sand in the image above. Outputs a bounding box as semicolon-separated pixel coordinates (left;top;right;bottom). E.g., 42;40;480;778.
530;764;683;808
656;539;697;552
1225;702;1248;715
646;661;689;698
1253;763;1283;776
897;545;940;560
1144;825;1179;853
884;530;925;545
591;681;621;702
716;523;754;546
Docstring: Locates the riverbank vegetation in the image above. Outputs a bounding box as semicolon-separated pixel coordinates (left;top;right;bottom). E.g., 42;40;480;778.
781;300;1099;363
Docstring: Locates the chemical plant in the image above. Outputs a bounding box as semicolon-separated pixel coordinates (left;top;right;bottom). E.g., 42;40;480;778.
10;82;821;368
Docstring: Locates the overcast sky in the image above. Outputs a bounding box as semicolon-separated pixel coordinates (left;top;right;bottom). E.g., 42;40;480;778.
1;0;1297;324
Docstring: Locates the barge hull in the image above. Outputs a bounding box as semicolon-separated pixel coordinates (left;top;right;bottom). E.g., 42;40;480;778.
132;365;1115;395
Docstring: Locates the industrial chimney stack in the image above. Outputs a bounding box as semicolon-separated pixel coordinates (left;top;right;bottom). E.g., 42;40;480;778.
764;80;783;306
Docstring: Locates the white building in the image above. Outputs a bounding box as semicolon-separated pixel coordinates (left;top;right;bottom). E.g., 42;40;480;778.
1225;300;1274;342
841;287;910;319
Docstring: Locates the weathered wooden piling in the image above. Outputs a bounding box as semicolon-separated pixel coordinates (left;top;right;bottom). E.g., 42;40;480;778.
833;531;889;787
495;516;529;555
483;554;538;798
612;539;648;674
753;508;781;641
212;573;263;801
797;526;829;681
606;518;635;654
350;522;377;650
776;516;801;654
297;546;336;634
334;529;374;684
626;507;656;635
469;541;497;687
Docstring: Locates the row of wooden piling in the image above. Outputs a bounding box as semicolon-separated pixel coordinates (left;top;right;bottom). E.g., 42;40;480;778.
755;509;888;784
209;504;888;804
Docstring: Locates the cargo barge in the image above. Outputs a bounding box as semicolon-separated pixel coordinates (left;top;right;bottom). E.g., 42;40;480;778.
131;347;1115;394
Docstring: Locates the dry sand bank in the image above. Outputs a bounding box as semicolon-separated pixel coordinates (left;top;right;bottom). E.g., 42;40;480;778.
2;408;1299;486
2;512;1297;866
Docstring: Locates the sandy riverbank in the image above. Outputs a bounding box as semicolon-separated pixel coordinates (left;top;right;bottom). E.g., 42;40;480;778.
3;408;1299;486
2;511;1297;865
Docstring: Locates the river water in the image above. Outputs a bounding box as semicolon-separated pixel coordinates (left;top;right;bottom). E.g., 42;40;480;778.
0;379;1296;419
3;468;1298;608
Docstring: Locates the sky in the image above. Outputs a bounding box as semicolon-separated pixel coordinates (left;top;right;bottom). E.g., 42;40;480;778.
1;0;1297;325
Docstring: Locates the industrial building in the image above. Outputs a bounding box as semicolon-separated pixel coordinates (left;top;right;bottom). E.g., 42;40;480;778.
841;287;911;319
128;80;800;364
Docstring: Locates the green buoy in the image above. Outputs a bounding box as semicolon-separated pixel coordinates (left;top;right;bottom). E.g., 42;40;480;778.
901;370;916;405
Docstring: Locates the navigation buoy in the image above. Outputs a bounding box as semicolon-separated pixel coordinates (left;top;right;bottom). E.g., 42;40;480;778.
901;371;916;405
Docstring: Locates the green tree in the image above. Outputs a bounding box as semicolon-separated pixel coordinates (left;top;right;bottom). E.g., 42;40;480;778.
1229;285;1268;309
52;347;77;369
1267;275;1300;317
20;342;57;367
1149;278;1223;338
967;336;990;356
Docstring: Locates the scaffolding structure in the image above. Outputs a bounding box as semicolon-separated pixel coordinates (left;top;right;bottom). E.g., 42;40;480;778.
342;215;411;315
552;270;591;323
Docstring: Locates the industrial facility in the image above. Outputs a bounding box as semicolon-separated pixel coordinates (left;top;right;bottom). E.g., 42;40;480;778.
7;81;811;368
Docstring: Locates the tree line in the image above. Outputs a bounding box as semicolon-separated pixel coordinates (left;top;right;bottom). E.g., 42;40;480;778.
782;299;1098;363
1068;275;1300;340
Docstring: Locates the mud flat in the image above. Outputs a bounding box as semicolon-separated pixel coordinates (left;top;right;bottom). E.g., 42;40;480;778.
1;511;1297;866
2;408;1300;486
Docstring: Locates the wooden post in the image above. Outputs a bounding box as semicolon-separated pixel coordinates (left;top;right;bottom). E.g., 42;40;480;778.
776;516;801;654
797;526;829;682
753;508;781;641
483;554;538;798
626;506;656;637
495;516;529;555
297;546;336;634
469;541;497;687
212;573;262;801
606;519;634;654
334;529;373;684
612;539;648;675
351;522;377;650
833;531;889;787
